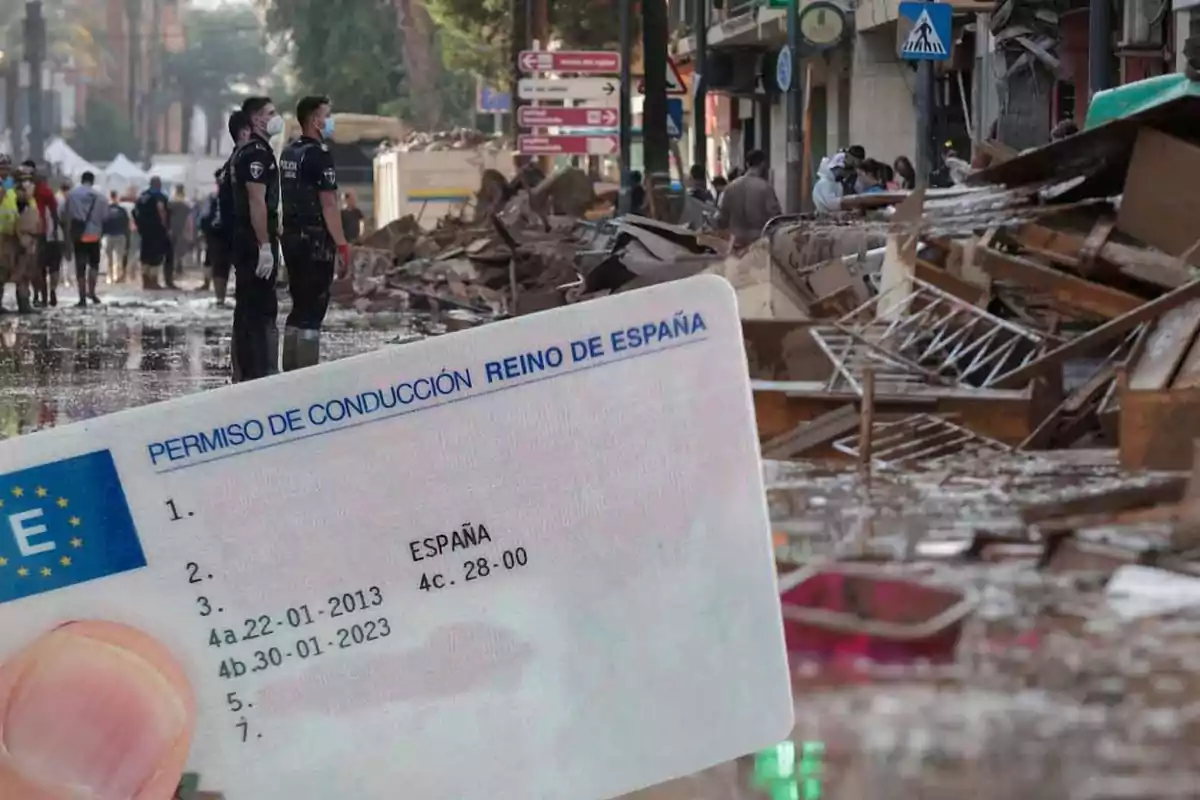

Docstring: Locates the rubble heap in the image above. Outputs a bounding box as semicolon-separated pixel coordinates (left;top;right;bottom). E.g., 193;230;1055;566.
338;166;730;324
388;128;511;152
742;95;1200;475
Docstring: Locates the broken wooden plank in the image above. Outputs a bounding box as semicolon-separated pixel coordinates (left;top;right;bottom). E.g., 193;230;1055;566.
1174;328;1200;389
1127;297;1200;390
976;246;1144;319
1020;477;1189;525
1020;362;1117;450
1013;222;1194;290
858;369;875;473
1077;215;1118;279
808;284;860;319
914;259;988;305
992;278;1200;389
760;405;859;459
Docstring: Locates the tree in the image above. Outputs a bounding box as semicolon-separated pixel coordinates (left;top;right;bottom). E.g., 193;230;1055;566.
263;0;407;116
68;95;141;162
163;6;270;154
426;0;629;86
383;35;476;127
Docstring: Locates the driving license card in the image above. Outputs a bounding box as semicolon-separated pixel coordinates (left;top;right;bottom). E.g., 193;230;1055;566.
0;275;792;799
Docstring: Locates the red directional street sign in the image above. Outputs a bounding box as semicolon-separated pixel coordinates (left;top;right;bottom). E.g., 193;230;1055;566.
518;135;619;156
518;106;619;128
518;50;621;74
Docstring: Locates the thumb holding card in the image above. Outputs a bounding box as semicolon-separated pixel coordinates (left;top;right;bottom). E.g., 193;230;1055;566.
0;621;195;800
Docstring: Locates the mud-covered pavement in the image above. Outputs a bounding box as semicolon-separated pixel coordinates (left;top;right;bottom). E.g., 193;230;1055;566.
4;286;1198;799
0;285;429;438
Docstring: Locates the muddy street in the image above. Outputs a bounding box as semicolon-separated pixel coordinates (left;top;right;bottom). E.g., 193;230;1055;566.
0;287;425;437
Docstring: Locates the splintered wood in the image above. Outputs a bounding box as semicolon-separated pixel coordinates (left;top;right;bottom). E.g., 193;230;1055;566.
749;120;1200;467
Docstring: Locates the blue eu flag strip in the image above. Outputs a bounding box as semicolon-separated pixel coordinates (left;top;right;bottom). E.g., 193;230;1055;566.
0;450;145;606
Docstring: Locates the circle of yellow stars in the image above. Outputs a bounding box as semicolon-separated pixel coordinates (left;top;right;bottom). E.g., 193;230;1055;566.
0;486;82;579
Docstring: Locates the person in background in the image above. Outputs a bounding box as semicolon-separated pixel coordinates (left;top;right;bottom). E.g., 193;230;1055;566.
688;164;713;203
628;170;646;215
712;175;728;207
209;110;252;308
1051;119;1078;141
63;171;107;307
716;149;781;249
893;156;916;190
35;173;65;307
813;152;847;214
856;159;888;194
12;178;40;314
198;186;219;294
102;190;131;283
167;186;191;289
279;94;350;372
20;160;58;307
133;177;170;290
231;95;284;382
881;163;898;191
0;156;17;311
842;145;866;194
341;191;365;244
54;181;72;287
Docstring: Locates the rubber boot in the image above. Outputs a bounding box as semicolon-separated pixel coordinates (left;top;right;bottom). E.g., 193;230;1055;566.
16;282;35;314
87;271;101;304
143;265;162;290
265;326;280;376
214;276;228;307
49;271;57;307
296;329;320;369
281;326;301;372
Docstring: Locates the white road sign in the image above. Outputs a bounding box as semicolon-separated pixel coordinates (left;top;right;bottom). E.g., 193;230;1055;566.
517;77;621;102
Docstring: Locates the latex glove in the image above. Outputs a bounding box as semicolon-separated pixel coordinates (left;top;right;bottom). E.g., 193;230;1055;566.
0;621;195;799
255;242;274;279
336;243;352;278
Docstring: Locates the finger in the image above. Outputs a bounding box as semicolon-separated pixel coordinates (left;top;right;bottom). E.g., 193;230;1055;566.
0;621;195;800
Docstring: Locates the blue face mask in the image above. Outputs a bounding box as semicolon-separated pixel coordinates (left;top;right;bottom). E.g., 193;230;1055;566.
1;176;13;190
321;117;335;140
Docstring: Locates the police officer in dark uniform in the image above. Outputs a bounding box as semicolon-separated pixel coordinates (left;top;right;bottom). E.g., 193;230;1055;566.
230;96;284;382
279;95;350;371
208;110;251;308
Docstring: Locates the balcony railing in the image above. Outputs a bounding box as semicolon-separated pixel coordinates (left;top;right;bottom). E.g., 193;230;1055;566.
727;0;766;17
669;0;769;40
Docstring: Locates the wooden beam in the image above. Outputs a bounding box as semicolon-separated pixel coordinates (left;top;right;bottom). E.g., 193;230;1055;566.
914;259;988;305
1020;477;1189;525
976;246;1144;319
1128;298;1200;390
760;405;860;459
992;278;1200;389
1013;223;1193;290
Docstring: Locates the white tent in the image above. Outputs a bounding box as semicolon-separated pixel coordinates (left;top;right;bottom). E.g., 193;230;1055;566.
44;137;103;184
104;153;150;196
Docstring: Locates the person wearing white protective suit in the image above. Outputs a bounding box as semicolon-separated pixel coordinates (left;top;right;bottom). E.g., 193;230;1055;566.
813;152;846;214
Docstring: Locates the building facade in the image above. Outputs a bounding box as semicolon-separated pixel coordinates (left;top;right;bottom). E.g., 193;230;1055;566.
669;0;1188;209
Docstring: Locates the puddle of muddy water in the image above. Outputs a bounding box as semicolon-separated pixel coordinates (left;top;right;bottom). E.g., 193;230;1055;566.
0;299;430;437
5;293;1197;798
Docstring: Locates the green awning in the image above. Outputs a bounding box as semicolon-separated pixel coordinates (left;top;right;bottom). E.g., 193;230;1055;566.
1085;74;1200;129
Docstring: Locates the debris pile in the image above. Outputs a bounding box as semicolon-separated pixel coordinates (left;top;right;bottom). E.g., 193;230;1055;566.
386;128;511;152
744;97;1200;473
739;93;1200;795
340;168;728;323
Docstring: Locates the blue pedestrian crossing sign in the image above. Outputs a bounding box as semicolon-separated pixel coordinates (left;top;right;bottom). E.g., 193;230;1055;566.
899;2;951;61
